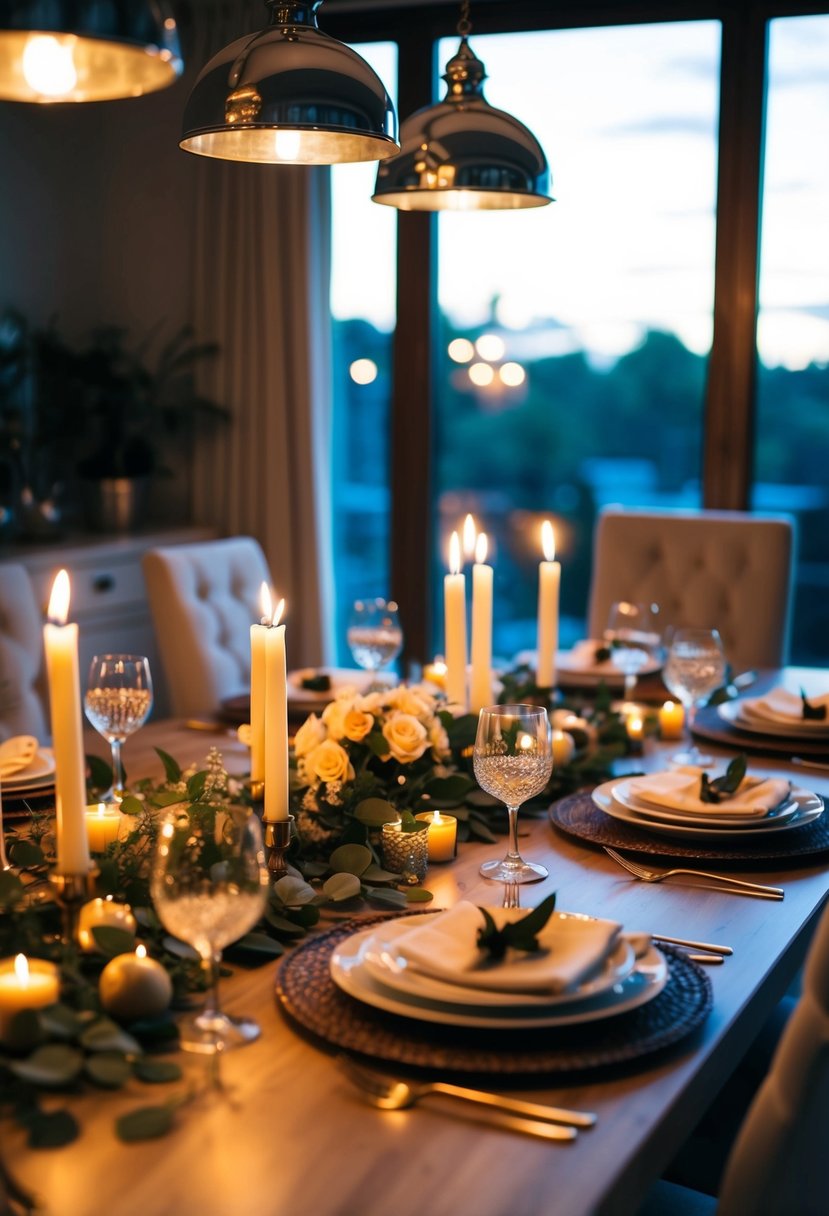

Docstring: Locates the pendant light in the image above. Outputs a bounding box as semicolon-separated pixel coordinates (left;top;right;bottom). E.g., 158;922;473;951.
180;1;398;166
373;0;551;211
0;1;182;103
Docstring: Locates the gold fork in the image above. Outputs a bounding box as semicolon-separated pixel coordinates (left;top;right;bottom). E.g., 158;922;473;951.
603;847;784;899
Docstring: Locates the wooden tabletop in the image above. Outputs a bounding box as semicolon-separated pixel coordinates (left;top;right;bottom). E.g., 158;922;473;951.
5;673;829;1216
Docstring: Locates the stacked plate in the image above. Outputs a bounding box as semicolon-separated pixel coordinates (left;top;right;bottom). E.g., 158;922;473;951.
1;746;56;801
593;776;824;841
330;911;668;1030
719;691;829;742
518;642;662;689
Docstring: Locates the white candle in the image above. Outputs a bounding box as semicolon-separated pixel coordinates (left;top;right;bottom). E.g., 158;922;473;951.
249;582;272;785
470;532;494;713
264;598;289;822
444;532;468;709
0;955;60;1040
77;896;137;952
537;520;560;690
43;570;90;875
99;945;172;1022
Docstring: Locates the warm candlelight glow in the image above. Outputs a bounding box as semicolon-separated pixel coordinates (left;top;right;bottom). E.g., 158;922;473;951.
272;598;286;628
414;809;458;861
659;700;685;740
462;513;477;560
136;944;147;960
542;519;556;563
448;531;461;576
259;581;273;624
519;733;534;750
475;532;488;564
47;568;71;624
14;954;27;984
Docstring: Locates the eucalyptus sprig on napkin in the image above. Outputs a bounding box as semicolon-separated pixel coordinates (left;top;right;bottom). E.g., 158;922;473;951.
699;755;747;804
476;893;557;961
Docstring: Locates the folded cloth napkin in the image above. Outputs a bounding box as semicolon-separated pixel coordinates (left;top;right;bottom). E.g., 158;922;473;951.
0;735;38;779
564;640;612;671
393;901;623;994
749;688;829;724
628;767;791;817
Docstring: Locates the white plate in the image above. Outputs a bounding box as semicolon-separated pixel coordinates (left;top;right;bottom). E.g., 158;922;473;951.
287;668;380;706
330;921;668;1029
1;748;55;792
361;916;637;1009
718;700;829;740
614;779;800;829
593;779;824;840
553;643;660;687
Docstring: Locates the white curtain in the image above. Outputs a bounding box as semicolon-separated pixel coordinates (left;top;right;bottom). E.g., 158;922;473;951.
188;1;335;666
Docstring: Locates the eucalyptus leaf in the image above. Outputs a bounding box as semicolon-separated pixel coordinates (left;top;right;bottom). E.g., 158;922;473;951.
26;1108;79;1149
86;753;114;794
323;873;361;902
2;1009;44;1052
273;875;316;906
186;771;207;801
155;748;182;784
119;795;145;817
263;908;307;937
366;731;391;758
133;1058;183;1084
404;888;434;903
39;1004;84;1041
225;932;284;958
285;904;319;928
116;1104;176;1143
423;775;475;802
329;844;372;876
361;863;401;883
354;797;400;826
80;1019;141;1055
11;1044;84;1087
8;838;44;868
364;887;409;909
154;790;187;808
91;925;137;957
85;1052;132;1089
162;935;200;960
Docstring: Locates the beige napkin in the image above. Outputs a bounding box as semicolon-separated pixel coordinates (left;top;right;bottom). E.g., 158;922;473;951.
564;640;611;670
749;689;829;725
0;735;38;779
393;901;623;994
628;767;791;818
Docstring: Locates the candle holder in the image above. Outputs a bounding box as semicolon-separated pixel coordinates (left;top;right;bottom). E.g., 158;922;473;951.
245;779;265;805
49;865;100;946
381;823;429;885
263;816;294;880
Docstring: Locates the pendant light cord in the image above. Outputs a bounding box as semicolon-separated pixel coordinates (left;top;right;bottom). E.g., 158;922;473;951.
457;0;471;38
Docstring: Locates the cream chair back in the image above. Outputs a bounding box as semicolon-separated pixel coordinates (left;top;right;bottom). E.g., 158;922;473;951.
142;537;272;718
0;562;49;742
587;508;795;670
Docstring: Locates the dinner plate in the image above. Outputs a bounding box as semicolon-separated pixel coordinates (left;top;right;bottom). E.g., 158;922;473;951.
557;642;661;686
287;668;383;706
1;748;56;792
718;701;829;740
361;915;637;1009
614;779;800;829
593;779;823;840
330;922;668;1029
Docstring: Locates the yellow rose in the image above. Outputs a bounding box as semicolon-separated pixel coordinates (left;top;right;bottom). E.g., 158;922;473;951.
293;713;327;757
382;712;429;764
342;706;375;742
321;698;348;740
388;687;434;723
308;739;354;786
429;720;450;760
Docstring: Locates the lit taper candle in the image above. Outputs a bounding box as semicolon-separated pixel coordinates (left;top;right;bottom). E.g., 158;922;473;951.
470;532;494;713
249;582;272;785
264;598;289;822
537;520;560;690
444;532;468;709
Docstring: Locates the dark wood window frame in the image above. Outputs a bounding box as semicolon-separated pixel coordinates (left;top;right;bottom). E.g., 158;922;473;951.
326;0;827;664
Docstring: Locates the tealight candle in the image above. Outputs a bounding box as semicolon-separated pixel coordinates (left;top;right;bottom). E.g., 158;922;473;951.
414;810;458;862
99;945;173;1023
77;897;137;952
552;730;576;767
626;714;644;743
423;657;448;690
0;955;60;1040
85;803;123;853
659;700;685;740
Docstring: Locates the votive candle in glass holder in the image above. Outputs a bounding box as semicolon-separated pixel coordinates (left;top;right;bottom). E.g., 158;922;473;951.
85;803;123;854
659;700;685;740
381;822;429;885
414;811;457;862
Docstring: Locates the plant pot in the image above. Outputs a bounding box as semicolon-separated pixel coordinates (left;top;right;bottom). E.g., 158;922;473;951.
80;476;150;534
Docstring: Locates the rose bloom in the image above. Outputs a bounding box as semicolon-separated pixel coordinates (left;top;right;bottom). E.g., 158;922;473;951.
382;712;429;763
342;705;375;742
307;739;354;786
321;697;348;740
355;691;384;714
429;719;450;760
293;713;327;757
388;686;435;723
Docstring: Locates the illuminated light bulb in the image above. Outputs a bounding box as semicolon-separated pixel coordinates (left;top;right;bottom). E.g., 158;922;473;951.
499;361;526;387
274;129;302;161
349;358;378;385
476;334;505;362
448;338;474;363
468;362;494;387
22;35;78;97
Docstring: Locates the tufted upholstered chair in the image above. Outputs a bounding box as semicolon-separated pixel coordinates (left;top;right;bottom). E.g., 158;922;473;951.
142;537;272;718
587;508;796;671
0;562;49;743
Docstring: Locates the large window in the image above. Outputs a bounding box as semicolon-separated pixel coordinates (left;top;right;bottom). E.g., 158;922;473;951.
754;14;829;663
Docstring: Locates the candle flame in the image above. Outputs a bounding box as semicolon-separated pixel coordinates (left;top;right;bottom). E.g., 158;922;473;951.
47;569;71;624
14;954;28;983
541;520;556;563
462;513;477;560
136;944;147;960
474;532;488;565
663;700;676;711
432;809;443;826
448;532;460;576
519;733;534;751
259;582;273;624
272;598;286;628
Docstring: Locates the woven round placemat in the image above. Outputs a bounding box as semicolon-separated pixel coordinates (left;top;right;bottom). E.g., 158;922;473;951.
693;705;829;760
275;916;711;1076
550;791;829;863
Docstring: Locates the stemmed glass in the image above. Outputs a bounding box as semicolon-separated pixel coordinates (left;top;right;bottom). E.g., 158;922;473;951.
84;654;153;802
473;704;553;883
347;598;403;690
662;628;728;766
604;601;662;699
151;803;269;1054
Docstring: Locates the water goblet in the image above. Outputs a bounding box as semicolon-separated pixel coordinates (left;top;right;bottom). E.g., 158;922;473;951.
347;598;403;691
604;601;662;699
151;803;269;1054
473;704;553;883
84;654;153;802
662;628;728;766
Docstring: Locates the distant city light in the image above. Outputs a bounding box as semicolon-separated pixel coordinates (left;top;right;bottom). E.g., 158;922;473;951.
468;362;495;387
499;361;526;387
448;338;475;363
476;334;506;361
349;358;378;385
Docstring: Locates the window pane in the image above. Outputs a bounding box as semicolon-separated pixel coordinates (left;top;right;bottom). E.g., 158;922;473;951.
754;15;829;664
433;22;720;660
330;43;397;662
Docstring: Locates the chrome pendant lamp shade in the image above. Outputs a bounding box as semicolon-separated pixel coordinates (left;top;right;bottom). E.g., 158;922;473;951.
373;6;551;211
180;0;398;165
0;0;183;103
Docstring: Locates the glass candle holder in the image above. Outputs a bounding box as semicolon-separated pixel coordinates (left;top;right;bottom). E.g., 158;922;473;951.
381;822;429;885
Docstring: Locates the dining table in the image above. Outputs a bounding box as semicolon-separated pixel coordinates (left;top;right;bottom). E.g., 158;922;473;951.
3;667;829;1216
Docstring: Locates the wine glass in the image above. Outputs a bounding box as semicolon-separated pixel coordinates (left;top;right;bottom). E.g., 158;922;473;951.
151;803;269;1054
662;628;728;766
604;601;662;699
473;704;553;883
84;654;153;802
347;598;403;690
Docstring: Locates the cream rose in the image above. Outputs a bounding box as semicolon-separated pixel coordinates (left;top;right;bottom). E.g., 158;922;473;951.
388;687;434;723
321;698;348;740
429;720;450;760
355;691;384;714
307;739;354;786
382;712;429;764
342;705;375;743
293;713;327;757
